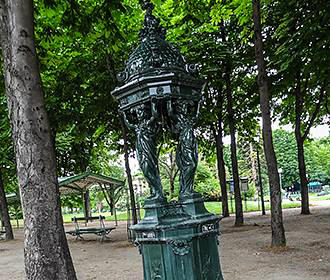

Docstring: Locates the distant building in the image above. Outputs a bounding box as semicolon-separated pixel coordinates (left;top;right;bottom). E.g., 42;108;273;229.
132;175;148;195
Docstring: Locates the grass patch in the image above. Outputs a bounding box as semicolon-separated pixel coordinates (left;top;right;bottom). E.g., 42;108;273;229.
205;200;301;215
309;194;330;201
8;199;313;227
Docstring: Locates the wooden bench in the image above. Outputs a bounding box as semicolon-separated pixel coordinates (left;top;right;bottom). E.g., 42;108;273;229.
66;216;115;242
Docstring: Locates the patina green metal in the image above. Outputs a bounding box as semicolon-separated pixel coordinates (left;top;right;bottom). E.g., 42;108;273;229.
122;102;164;200
111;1;224;279
112;0;201;112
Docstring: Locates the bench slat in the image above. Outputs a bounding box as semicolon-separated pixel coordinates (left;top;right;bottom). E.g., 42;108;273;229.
71;216;106;222
66;216;115;242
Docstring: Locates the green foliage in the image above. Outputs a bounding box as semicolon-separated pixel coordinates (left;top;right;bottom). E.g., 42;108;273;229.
0;74;18;196
33;0;141;175
194;160;220;200
271;0;329;130
1;0;329;213
305;136;330;184
273;129;299;188
273;129;330;187
60;194;83;210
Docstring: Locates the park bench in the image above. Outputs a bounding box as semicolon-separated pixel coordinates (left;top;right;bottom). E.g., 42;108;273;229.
66;215;115;242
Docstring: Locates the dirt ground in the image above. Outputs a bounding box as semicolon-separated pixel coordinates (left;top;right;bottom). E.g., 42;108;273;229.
1;201;330;280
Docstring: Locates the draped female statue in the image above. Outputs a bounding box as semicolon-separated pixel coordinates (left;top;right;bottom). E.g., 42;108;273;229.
168;99;198;198
123;101;163;200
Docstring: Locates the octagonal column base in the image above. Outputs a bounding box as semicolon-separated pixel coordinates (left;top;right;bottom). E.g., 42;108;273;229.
131;196;224;280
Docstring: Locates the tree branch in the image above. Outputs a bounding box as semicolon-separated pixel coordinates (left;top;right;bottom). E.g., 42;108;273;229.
302;83;326;140
295;70;303;140
99;183;112;209
159;158;171;175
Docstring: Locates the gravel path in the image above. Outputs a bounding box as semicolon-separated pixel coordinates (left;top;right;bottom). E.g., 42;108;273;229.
1;202;329;280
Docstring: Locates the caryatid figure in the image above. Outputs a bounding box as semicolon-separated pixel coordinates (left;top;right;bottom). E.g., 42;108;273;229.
123;101;164;200
167;99;199;198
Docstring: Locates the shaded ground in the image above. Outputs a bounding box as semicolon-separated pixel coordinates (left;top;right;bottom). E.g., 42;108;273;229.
1;202;330;280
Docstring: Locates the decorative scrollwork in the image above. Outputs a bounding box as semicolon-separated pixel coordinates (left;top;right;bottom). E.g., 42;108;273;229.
167;239;191;256
202;223;215;233
142;231;156;239
151;261;162;280
186;63;198;74
116;71;128;83
160;203;184;217
202;255;223;280
134;241;142;255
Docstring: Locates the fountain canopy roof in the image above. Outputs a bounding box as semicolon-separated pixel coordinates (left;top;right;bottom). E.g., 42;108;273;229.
121;9;187;83
112;0;203;111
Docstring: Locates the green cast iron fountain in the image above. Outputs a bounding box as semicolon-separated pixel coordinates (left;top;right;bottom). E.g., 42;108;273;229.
111;1;224;279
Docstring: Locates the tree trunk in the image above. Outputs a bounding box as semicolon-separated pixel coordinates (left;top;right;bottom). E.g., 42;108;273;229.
169;151;175;194
225;64;243;226
219;18;242;225
250;143;258;187
121;120;138;225
253;0;286;246
213;120;229;218
296;139;309;214
83;190;91;219
100;184;115;216
0;1;77;278
110;197;114;215
257;148;266;215
0;168;14;239
294;71;310;215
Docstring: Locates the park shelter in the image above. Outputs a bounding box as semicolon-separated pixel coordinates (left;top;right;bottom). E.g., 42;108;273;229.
308;181;322;192
58;172;125;223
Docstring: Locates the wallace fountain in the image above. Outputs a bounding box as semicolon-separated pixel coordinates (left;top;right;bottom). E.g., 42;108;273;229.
111;1;224;279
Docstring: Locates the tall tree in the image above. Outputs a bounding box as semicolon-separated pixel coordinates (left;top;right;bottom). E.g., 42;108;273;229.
122;120;138;225
256;145;266;215
0;0;77;278
252;0;286;246
294;73;325;215
0;83;14;239
159;150;179;196
100;183;125;215
305;136;330;184
224;59;243;226
273;129;299;189
212;91;229;217
273;0;329;214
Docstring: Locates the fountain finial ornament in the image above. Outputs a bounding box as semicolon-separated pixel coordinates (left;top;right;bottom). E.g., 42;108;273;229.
143;0;154;11
139;0;166;41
